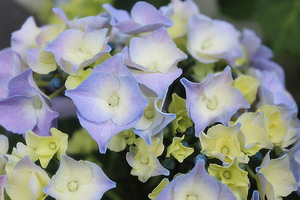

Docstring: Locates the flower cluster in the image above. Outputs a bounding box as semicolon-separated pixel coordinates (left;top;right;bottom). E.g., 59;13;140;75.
0;0;299;199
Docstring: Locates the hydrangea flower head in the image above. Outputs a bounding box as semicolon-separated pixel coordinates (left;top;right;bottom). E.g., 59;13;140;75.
124;27;187;96
43;154;116;200
103;1;173;35
156;159;237;200
45;28;111;74
0;69;58;135
187;14;242;65
66;53;148;153
181;66;250;135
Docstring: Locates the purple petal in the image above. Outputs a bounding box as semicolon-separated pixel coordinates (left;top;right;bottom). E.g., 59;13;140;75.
132;67;182;97
93;53;133;78
131;2;173;27
103;2;173;35
181;67;249;135
65;73;120;123
11;16;40;61
0;175;6;200
157;160;236;200
0;96;38;134
78;111;141;154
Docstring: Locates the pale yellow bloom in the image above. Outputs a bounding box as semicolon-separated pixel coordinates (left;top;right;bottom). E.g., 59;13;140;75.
256;153;298;200
148;178;169;200
5;156;50;200
233;75;260;105
200;124;249;164
208;159;249;200
26;128;68;168
235;112;273;156
166;135;194;163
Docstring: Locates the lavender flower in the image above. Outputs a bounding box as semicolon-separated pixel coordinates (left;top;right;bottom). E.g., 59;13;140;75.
66;53;148;153
0;69;58;135
103;1;173;35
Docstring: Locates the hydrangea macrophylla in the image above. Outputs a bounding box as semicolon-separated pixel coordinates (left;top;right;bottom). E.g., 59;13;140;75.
0;68;58;135
160;0;200;38
53;7;109;31
26;128;68;168
235;112;273;156
126;133;169;182
148;178;169;200
103;1;173;35
200;124;249;164
43;154;116;200
256;105;300;151
5;156;50;200
45;28;111;74
286;144;300;191
256;152;298;200
181;66;250;135
239;29;273;65
65;53;148;153
5;142;38;176
233;75;260;105
208;158;250;200
0;175;6;200
123;27;187;96
108;129;136;152
26;24;65;74
0;135;9;157
168;93;193;134
255;69;296;108
133;86;176;145
187;14;242;65
11;16;41;62
166;135;194;163
0;48;23;99
156;159;237;200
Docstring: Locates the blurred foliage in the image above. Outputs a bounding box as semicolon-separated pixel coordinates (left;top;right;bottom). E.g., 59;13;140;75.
254;0;300;61
217;0;255;19
218;0;300;61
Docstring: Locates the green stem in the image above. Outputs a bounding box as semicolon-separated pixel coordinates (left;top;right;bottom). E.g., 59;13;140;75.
35;81;50;87
245;165;256;180
49;86;65;100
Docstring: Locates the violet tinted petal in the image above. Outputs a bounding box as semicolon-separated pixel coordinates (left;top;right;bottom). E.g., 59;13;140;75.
0;96;37;134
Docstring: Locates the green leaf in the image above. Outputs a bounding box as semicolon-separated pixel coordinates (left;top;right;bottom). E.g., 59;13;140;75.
254;0;300;60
